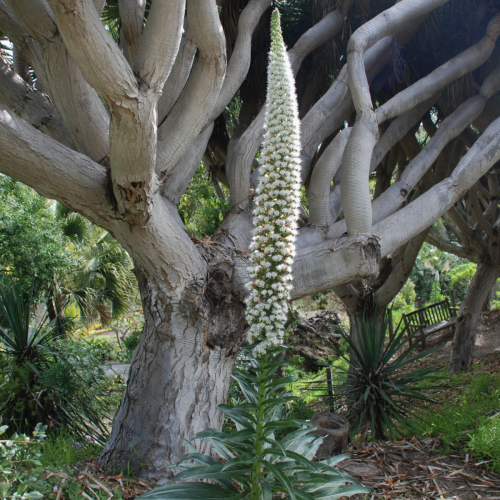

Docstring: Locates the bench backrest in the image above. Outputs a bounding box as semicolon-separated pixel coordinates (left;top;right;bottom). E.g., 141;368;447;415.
403;299;453;333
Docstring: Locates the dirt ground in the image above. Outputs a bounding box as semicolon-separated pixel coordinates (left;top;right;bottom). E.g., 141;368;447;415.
336;310;500;500
421;309;500;366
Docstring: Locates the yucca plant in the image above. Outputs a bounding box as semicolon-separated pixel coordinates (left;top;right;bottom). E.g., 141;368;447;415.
0;282;109;443
137;346;370;500
329;313;442;440
0;283;57;365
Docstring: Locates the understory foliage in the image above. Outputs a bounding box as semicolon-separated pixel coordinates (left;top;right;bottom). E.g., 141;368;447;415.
56;205;138;325
138;347;370;500
330;315;440;440
0;283;109;443
0;420;47;500
178;164;229;238
418;368;500;471
246;9;302;353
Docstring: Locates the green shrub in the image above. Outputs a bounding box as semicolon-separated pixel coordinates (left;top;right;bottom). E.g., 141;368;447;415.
468;413;500;471
137;346;370;500
84;336;119;362
418;370;500;467
39;431;101;469
0;283;109;443
122;331;142;361
392;280;416;311
0;419;47;500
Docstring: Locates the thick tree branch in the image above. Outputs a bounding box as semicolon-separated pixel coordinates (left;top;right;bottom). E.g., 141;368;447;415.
4;0;110;161
156;0;226;177
0;104;111;225
374;229;429;308
376;13;500;124
341;0;449;236
288;0;355;74
370;93;439;173
290;236;380;300
133;0;185;91
13;46;33;84
118;0;146;63
0;54;74;147
162;124;213;205
48;0;137;104
209;0;271;122
309;128;351;226
369;64;500;225
158;28;197;123
469;184;495;239
374;115;500;257
426;227;477;261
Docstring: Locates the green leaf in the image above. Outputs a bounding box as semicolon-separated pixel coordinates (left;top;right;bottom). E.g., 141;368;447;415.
136;483;242;499
261;460;297;500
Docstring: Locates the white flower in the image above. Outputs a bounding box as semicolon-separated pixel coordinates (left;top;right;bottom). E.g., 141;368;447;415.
245;8;301;355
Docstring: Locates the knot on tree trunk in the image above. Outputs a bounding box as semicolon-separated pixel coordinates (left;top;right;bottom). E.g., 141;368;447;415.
181;243;249;355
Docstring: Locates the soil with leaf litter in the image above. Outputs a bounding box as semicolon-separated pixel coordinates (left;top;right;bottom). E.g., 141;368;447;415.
41;435;500;500
337;436;500;499
37;463;155;499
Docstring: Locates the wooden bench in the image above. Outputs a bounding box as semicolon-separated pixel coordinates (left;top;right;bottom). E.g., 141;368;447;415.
401;298;458;348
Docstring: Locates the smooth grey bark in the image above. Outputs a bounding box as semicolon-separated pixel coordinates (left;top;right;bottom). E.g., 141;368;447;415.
450;262;499;372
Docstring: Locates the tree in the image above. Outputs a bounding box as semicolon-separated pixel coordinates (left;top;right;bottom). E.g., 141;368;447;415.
427;172;500;372
1;0;500;481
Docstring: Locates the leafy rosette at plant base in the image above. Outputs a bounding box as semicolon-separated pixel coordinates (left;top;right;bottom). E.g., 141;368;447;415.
328;314;443;440
137;347;370;500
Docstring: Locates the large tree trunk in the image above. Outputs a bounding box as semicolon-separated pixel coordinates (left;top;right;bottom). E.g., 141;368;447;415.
450;262;499;373
98;255;246;482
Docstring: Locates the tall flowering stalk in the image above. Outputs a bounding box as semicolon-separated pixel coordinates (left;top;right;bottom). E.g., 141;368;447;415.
246;8;302;354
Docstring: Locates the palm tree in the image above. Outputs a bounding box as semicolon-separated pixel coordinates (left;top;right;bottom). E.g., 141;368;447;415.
55;204;138;326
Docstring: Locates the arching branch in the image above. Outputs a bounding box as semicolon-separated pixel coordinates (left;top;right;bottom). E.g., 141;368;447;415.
426;227;477;261
0;104;111;226
376;13;500;124
5;0;110;161
309;127;351;226
374;116;500;257
156;0;226;176
209;0;272;122
0;54;73;147
341;0;449;236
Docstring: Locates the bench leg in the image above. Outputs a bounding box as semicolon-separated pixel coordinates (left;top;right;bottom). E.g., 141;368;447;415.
419;329;426;349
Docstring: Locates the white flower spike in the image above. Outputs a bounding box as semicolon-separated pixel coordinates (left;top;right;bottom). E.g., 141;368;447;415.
246;8;302;354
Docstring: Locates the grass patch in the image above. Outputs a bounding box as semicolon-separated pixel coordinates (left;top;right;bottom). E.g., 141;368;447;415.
39;431;102;469
418;364;500;471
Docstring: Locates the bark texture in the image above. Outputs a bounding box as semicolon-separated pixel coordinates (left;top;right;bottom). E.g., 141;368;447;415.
450;263;499;372
100;248;247;479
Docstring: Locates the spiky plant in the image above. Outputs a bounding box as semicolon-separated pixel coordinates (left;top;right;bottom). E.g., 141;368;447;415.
246;8;302;354
329;314;442;440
